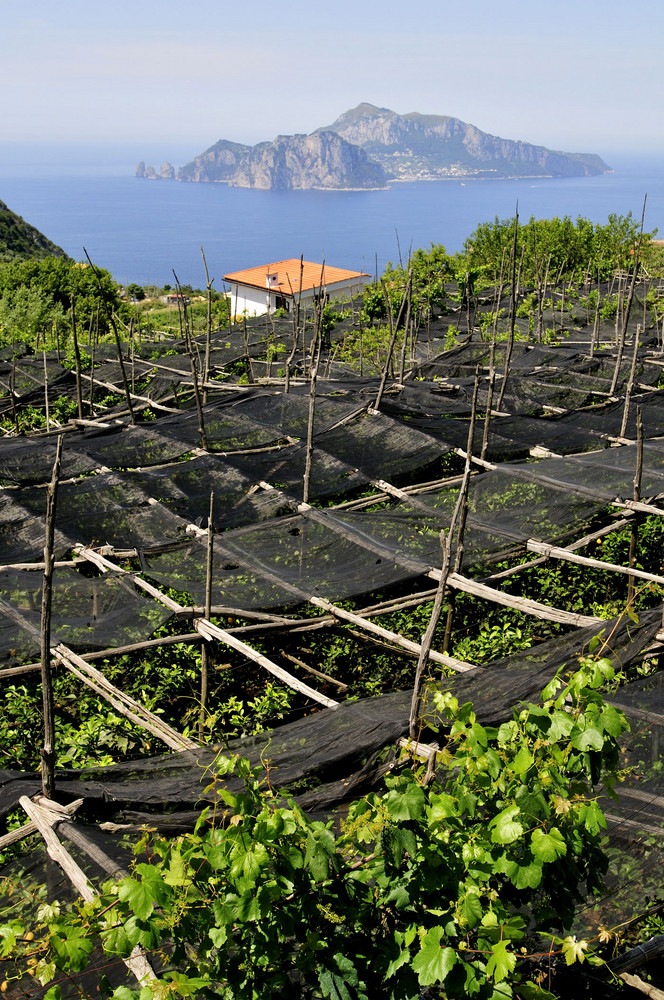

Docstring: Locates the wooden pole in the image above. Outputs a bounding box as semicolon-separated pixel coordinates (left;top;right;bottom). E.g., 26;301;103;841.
373;281;402;410
40;434;63;798
199;491;214;741
397;269;413;382
409;530;451;738
610;195;647;395
628;406;644;603
43;350;50;431
70;300;84;421
83;249;135;424
242;316;255;384
443;371;480;651
496;205;519;412
200;246;213;402
620;322;641;438
173;270;208;450
302;359;318;504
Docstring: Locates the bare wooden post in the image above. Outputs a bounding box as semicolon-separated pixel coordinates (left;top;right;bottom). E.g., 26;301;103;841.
590;267;601;357
200;246;214;402
496;206;519;412
481;327;497;461
302;358;318;504
628;407;644;604
442;371;480;652
397;269;414;382
40;434;63;798
284;261;304;392
409;530;451;737
88;335;96;416
173;270;208;450
373;279;406;410
83;249;135;424
43;351;50;431
610;195;647;396
199;491;214;742
242;315;255;384
70;301;84;421
620;323;641;439
9;352;18;433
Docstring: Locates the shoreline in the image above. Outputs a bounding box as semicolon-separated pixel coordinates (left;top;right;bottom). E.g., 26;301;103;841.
137;171;611;193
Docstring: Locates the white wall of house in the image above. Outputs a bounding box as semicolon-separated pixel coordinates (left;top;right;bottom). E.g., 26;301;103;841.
228;283;271;316
227;275;370;317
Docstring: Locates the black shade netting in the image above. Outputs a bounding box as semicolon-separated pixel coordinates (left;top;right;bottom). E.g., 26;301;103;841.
0;438;97;488
142;511;421;610
126;456;287;530
0;566;170;661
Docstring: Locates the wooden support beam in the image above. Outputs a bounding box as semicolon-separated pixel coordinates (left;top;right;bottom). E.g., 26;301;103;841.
20;795;95;901
525;538;664;586
194;618;338;709
52;643;197;751
281;652;348;691
484;517;632;583
0;796;83;850
74;545;183;611
441;571;602;628
19;796;157;988
308;595;476;672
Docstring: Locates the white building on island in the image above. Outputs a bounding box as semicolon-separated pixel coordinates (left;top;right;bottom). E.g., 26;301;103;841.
223;258;371;317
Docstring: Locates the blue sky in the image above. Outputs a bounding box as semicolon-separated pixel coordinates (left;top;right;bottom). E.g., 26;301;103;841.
3;0;663;160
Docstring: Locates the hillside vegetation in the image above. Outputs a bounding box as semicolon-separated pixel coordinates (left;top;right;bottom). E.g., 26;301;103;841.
0;199;67;263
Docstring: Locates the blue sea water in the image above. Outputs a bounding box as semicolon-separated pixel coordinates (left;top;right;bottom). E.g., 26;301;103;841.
1;143;663;289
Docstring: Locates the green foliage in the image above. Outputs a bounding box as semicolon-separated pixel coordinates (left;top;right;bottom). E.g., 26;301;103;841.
462;213;652;285
126;283;145;302
0;257;120;346
0;201;67;263
1;659;630;998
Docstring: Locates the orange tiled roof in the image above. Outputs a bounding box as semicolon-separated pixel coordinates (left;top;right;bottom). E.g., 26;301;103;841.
224;259;370;295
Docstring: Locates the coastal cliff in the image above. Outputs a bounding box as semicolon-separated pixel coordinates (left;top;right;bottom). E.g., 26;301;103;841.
175;132;386;190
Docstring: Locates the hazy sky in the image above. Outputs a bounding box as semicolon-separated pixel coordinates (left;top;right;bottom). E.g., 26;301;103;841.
3;0;663;160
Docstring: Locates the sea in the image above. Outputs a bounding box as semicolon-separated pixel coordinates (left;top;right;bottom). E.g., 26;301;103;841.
1;142;663;290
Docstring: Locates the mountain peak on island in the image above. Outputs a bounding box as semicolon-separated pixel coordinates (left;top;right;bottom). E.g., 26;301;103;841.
319;103;610;182
136;103;611;191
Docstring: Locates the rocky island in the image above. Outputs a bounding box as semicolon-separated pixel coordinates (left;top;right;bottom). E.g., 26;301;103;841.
136;102;611;191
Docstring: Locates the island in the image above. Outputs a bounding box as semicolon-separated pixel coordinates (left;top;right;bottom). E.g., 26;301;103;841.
136;102;611;191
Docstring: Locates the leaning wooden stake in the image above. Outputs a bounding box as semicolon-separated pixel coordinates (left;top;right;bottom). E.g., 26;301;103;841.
443;371;480;651
199;491;214;741
481;325;498;460
20;796;157;988
620;323;641;439
496;206;519;412
628;406;644;604
610;195;647;395
174;270;208;450
397;269;414;382
409;529;452;738
373;282;400;410
70;300;84;421
302;359;318;504
40;434;63;798
200;246;214;401
83;248;135;424
42;350;50;430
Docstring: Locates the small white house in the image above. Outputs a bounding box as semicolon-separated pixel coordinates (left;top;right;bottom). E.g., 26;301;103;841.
223;259;371;317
